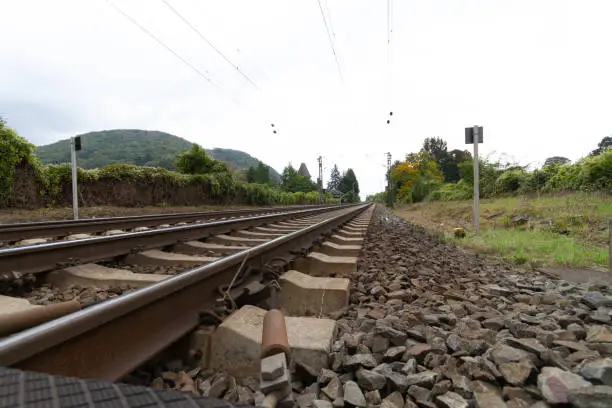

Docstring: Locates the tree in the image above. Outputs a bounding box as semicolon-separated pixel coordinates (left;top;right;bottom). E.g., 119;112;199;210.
446;149;472;182
422;137;448;164
174;144;229;175
391;162;420;201
421;137;466;183
338;168;360;202
280;164;317;193
590;136;612;156
544;156;571;166
327;164;341;192
247;161;271;184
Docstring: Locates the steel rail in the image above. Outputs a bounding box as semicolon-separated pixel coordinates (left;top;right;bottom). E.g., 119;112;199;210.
0;205;353;274
0;204;370;380
0;204;333;242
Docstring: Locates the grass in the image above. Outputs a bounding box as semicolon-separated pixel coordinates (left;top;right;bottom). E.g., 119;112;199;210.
396;192;611;269
450;229;608;269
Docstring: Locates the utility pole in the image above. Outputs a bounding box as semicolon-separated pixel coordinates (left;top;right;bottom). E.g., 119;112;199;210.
70;136;82;220
386;152;392;207
465;126;483;233
317;156;323;204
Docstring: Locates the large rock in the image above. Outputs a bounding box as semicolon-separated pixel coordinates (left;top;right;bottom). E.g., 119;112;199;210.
473;392;508;408
586;326;612;343
407;385;431;402
498;360;533;386
322;377;342;400
380;391;404;408
343;381;366;407
436;391;469;408
582;292;612;309
404;371;438;388
580;358;612;386
505;337;547;356
489;344;533;365
568;385;612;408
355;369;387;391
537;366;592;404
312;400;333;408
344;354;377;369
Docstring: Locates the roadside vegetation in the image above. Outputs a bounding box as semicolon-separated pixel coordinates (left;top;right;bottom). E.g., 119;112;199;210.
396;193;610;269
367;135;611;269
0;117;361;209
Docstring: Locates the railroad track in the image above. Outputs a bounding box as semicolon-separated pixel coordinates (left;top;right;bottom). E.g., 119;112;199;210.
0;204;331;244
0;203;372;384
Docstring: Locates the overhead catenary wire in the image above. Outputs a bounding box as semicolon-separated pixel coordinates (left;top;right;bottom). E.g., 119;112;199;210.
316;0;343;81
105;0;242;106
160;0;260;90
322;0;336;41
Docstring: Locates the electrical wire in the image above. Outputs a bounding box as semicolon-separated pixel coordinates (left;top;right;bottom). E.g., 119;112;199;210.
322;0;336;41
105;0;242;105
316;0;343;81
160;0;260;90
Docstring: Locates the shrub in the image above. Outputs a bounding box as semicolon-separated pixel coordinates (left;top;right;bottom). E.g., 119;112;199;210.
0;118;41;205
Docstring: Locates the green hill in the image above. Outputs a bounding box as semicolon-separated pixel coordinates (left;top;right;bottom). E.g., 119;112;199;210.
35;129;280;180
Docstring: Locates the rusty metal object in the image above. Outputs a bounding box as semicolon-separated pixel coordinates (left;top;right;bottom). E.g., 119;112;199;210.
0;204;333;242
261;309;291;359
0;205;356;275
0;204;369;380
0;301;81;337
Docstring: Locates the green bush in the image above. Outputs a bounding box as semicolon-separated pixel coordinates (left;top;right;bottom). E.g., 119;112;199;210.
429;180;473;201
0;118;41;205
494;168;528;194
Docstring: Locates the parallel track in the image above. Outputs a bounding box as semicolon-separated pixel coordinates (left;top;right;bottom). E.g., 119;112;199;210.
0;204;371;381
0;205;350;274
0;204;331;242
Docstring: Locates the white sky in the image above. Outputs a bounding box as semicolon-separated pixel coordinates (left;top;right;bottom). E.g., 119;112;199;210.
1;0;611;197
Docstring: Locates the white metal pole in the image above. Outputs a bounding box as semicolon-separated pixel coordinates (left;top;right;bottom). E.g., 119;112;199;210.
71;137;79;220
473;126;480;234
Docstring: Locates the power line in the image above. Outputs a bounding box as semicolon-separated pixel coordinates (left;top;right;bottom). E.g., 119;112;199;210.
316;0;343;81
105;0;242;105
160;0;260;90
322;0;336;41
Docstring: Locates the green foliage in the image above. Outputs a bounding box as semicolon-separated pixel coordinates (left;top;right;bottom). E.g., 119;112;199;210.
174;144;229;176
422;137;471;182
338;168;360;202
494;168;528;194
366;191;387;203
280;164;317;193
590;136;612;156
544;156;570;166
237;182;338;206
327;164;341;192
35;129;281;180
373;134;611;205
247;161;272;185
0;117;41;205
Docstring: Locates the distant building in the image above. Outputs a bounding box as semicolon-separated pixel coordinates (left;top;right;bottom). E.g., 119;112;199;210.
298;163;311;179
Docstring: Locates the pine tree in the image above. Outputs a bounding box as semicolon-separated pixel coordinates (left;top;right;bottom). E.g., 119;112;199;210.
327;164;341;191
338;168;360;202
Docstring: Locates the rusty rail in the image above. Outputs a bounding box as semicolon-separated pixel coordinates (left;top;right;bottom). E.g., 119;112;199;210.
0;205;352;274
0;204;333;242
0;204;370;380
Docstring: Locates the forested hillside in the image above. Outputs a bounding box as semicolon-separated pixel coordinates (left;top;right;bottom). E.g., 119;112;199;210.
35;129;280;180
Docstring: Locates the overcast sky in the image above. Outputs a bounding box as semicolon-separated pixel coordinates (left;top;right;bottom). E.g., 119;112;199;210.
1;0;611;197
